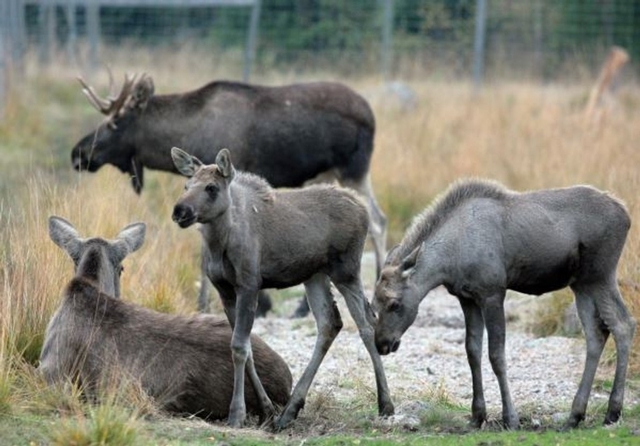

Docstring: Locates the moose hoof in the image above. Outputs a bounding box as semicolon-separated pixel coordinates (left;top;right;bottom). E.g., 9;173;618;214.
227;411;246;428
379;401;395;417
604;410;621;425
564;413;584;429
273;414;293;431
503;414;520;430
273;399;305;430
272;418;285;431
259;403;278;426
469;415;487;429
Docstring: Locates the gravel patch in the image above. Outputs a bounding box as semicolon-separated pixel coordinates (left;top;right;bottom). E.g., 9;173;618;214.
251;252;637;421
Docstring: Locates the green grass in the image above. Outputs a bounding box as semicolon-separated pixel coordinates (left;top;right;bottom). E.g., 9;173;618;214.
1;411;638;446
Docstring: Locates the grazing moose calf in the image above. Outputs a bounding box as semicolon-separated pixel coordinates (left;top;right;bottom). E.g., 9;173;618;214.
373;179;636;429
71;74;388;316
170;147;394;429
40;216;292;421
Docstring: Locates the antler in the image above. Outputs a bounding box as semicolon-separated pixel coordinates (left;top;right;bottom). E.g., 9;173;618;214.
77;69;140;128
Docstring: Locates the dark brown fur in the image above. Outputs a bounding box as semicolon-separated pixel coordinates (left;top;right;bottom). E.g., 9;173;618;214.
40;217;292;420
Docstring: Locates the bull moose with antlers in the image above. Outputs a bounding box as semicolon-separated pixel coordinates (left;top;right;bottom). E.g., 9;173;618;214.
72;72;388;317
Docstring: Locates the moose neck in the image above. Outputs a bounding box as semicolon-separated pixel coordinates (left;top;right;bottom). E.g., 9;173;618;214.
75;245;118;297
407;240;451;306
198;207;234;250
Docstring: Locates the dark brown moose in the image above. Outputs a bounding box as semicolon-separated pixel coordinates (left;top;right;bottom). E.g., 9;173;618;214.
71;73;388;316
373;179;636;429
170;147;394;429
39;216;292;421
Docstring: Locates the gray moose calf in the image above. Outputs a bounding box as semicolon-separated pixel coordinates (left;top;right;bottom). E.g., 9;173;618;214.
373;179;635;429
171;147;394;429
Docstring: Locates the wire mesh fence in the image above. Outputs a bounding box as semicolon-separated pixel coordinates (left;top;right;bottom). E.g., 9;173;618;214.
1;0;639;114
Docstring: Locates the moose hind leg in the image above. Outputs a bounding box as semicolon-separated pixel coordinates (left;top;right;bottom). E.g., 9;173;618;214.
594;282;636;425
480;293;518;429
335;278;394;417
566;284;610;428
246;348;277;424
458;297;487;428
275;274;343;430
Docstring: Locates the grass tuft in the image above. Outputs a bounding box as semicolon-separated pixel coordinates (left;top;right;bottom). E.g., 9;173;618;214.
49;403;141;446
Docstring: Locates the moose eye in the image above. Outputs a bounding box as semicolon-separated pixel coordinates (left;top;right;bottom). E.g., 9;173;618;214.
388;300;400;312
118;265;124;276
205;183;219;199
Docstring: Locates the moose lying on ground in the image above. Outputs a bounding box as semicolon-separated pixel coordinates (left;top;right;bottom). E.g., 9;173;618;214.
40;216;292;421
71;72;388;317
373;179;636;429
170;147;394;429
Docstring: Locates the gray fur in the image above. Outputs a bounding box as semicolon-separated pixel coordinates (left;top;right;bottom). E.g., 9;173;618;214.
170;147;394;429
40;216;292;421
373;179;635;429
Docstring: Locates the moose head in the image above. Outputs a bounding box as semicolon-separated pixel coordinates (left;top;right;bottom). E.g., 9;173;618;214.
71;71;154;193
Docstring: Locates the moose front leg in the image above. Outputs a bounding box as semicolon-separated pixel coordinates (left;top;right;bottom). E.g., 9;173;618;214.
458;297;487;428
276;274;343;429
336;279;394;418
481;293;519;429
227;288;275;427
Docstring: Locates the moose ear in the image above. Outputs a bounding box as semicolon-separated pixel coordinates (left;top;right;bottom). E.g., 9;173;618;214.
113;222;146;259
130;75;154;111
386;244;401;264
171;147;202;177
215;148;235;179
49;216;82;259
400;244;422;278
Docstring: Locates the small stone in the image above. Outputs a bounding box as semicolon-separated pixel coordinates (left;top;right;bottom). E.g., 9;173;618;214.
377;414;421;430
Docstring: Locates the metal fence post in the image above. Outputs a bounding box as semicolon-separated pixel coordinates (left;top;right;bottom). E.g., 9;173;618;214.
243;0;261;82
381;0;394;81
472;0;487;89
0;0;7;119
66;0;77;67
87;2;101;72
9;0;26;77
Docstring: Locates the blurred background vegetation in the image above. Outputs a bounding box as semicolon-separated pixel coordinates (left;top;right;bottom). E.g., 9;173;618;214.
9;0;640;82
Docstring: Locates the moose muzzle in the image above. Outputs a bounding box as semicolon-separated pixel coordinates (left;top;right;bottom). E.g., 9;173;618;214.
375;337;401;355
172;203;197;228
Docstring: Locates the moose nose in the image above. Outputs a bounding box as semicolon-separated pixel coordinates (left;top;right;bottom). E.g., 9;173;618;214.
376;338;401;356
72;153;85;171
172;204;196;228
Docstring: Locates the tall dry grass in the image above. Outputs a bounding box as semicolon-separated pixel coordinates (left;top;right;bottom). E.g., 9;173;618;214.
1;49;640;431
